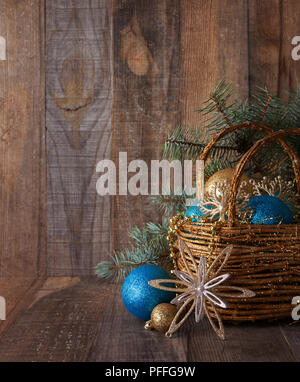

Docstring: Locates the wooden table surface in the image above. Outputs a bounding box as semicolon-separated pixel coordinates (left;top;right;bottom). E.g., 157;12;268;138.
0;277;299;362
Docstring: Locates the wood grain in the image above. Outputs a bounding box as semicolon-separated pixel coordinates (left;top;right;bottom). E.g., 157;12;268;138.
27;276;81;309
280;322;300;361
248;0;300;96
186;319;296;362
88;286;189;362
0;278;111;362
0;279;39;337
0;0;46;278
181;0;249;128
0;280;298;362
46;0;113;276
89;288;297;362
278;0;300;94
111;0;181;250
45;0;300;276
0;279;47;347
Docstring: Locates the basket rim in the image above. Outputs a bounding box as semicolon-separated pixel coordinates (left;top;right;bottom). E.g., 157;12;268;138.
179;217;300;229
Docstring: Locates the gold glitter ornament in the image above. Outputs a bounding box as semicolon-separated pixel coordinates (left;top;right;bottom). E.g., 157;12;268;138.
145;303;177;333
205;168;252;195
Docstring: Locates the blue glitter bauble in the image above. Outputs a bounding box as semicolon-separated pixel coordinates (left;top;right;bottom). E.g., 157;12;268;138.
248;195;293;225
122;265;175;321
184;204;205;222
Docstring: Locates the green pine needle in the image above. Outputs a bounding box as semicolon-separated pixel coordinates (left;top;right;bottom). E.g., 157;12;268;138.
95;217;171;282
96;80;300;282
164;79;300;178
150;191;195;217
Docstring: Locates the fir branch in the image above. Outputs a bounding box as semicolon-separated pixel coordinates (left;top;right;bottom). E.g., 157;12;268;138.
165;80;300;177
196;79;235;125
163;124;239;163
128;226;148;247
151;191;195;217
249;87;282;127
96;80;300;283
95;218;171;281
211;95;232;126
146;220;170;253
259;94;272;121
204;159;232;180
281;85;300;127
165;138;238;152
95;247;159;282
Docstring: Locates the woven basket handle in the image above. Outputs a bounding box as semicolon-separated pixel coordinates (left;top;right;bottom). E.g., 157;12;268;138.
200;121;286;161
198;122;275;199
227;128;300;226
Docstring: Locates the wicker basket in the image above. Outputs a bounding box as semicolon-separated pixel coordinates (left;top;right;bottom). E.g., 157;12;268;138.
173;125;300;321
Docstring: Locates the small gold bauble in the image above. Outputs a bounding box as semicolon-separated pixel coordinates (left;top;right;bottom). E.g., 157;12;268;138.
146;303;177;333
204;168;252;195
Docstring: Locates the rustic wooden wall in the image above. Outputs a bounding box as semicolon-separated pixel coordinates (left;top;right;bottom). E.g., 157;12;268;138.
0;0;299;278
111;0;181;249
112;0;300;253
248;0;300;96
0;0;45;278
43;0;300;276
46;0;112;276
181;0;249;127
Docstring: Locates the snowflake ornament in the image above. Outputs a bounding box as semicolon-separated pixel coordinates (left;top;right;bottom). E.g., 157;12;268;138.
198;179;251;222
250;176;298;200
250;176;300;220
148;240;255;339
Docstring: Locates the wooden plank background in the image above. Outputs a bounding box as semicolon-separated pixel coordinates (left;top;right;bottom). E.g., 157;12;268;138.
0;0;298;278
45;0;300;276
46;0;112;276
181;0;249;127
0;0;45;279
0;0;300;362
111;0;181;250
0;280;298;362
248;0;300;96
